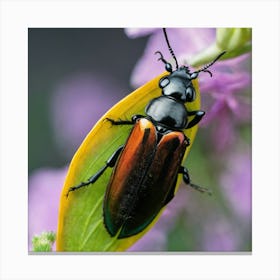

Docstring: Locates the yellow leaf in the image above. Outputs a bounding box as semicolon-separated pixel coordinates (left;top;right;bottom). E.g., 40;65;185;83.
56;72;201;252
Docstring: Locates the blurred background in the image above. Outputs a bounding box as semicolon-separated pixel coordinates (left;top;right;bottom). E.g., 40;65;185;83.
28;28;252;252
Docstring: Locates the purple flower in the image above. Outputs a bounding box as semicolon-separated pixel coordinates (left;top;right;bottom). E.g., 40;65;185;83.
125;28;216;87
201;216;239;251
124;28;157;38
198;53;251;149
128;229;167;252
125;28;251;152
221;151;252;221
199;149;251;252
125;28;252;251
30;69;125;251
50;72;125;158
28;29;251;252
28;167;67;250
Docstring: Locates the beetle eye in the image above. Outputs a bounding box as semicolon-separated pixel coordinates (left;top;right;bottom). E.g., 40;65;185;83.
165;63;173;72
159;77;170;88
190;72;198;79
185;87;195;102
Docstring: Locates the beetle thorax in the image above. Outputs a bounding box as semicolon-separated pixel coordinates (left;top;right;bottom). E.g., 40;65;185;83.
145;96;188;130
159;67;196;103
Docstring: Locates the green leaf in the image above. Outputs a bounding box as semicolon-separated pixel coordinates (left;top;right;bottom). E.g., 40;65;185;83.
32;231;56;252
56;73;201;252
190;28;252;67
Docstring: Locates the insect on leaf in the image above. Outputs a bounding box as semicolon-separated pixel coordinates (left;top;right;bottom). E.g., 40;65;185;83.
56;72;201;252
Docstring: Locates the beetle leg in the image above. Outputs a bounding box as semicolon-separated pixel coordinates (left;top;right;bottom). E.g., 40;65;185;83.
186;110;205;129
131;114;145;123
105;115;145;126
179;166;212;195
66;145;124;197
106;118;134;125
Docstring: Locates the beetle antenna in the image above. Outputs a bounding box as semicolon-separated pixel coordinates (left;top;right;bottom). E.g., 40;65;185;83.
163;28;179;70
155;51;173;72
155;51;168;64
195;51;226;77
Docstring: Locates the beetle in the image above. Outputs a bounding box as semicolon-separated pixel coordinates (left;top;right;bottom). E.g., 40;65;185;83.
66;28;225;239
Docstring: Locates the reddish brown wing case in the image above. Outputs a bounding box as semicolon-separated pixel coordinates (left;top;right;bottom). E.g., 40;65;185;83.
103;118;188;238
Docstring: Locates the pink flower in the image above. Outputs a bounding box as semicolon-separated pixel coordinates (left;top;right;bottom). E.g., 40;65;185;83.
50;72;126;158
221;151;252;221
28;167;67;250
125;28;251;152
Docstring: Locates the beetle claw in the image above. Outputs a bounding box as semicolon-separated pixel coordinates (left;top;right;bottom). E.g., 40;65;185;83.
190;183;213;196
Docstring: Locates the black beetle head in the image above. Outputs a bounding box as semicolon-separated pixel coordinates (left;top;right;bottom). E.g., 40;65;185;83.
156;29;226;103
159;67;196;103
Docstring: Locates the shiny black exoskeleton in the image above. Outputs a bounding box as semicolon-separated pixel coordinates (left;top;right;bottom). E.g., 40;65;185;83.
66;28;225;238
145;65;205;132
144;33;225;134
